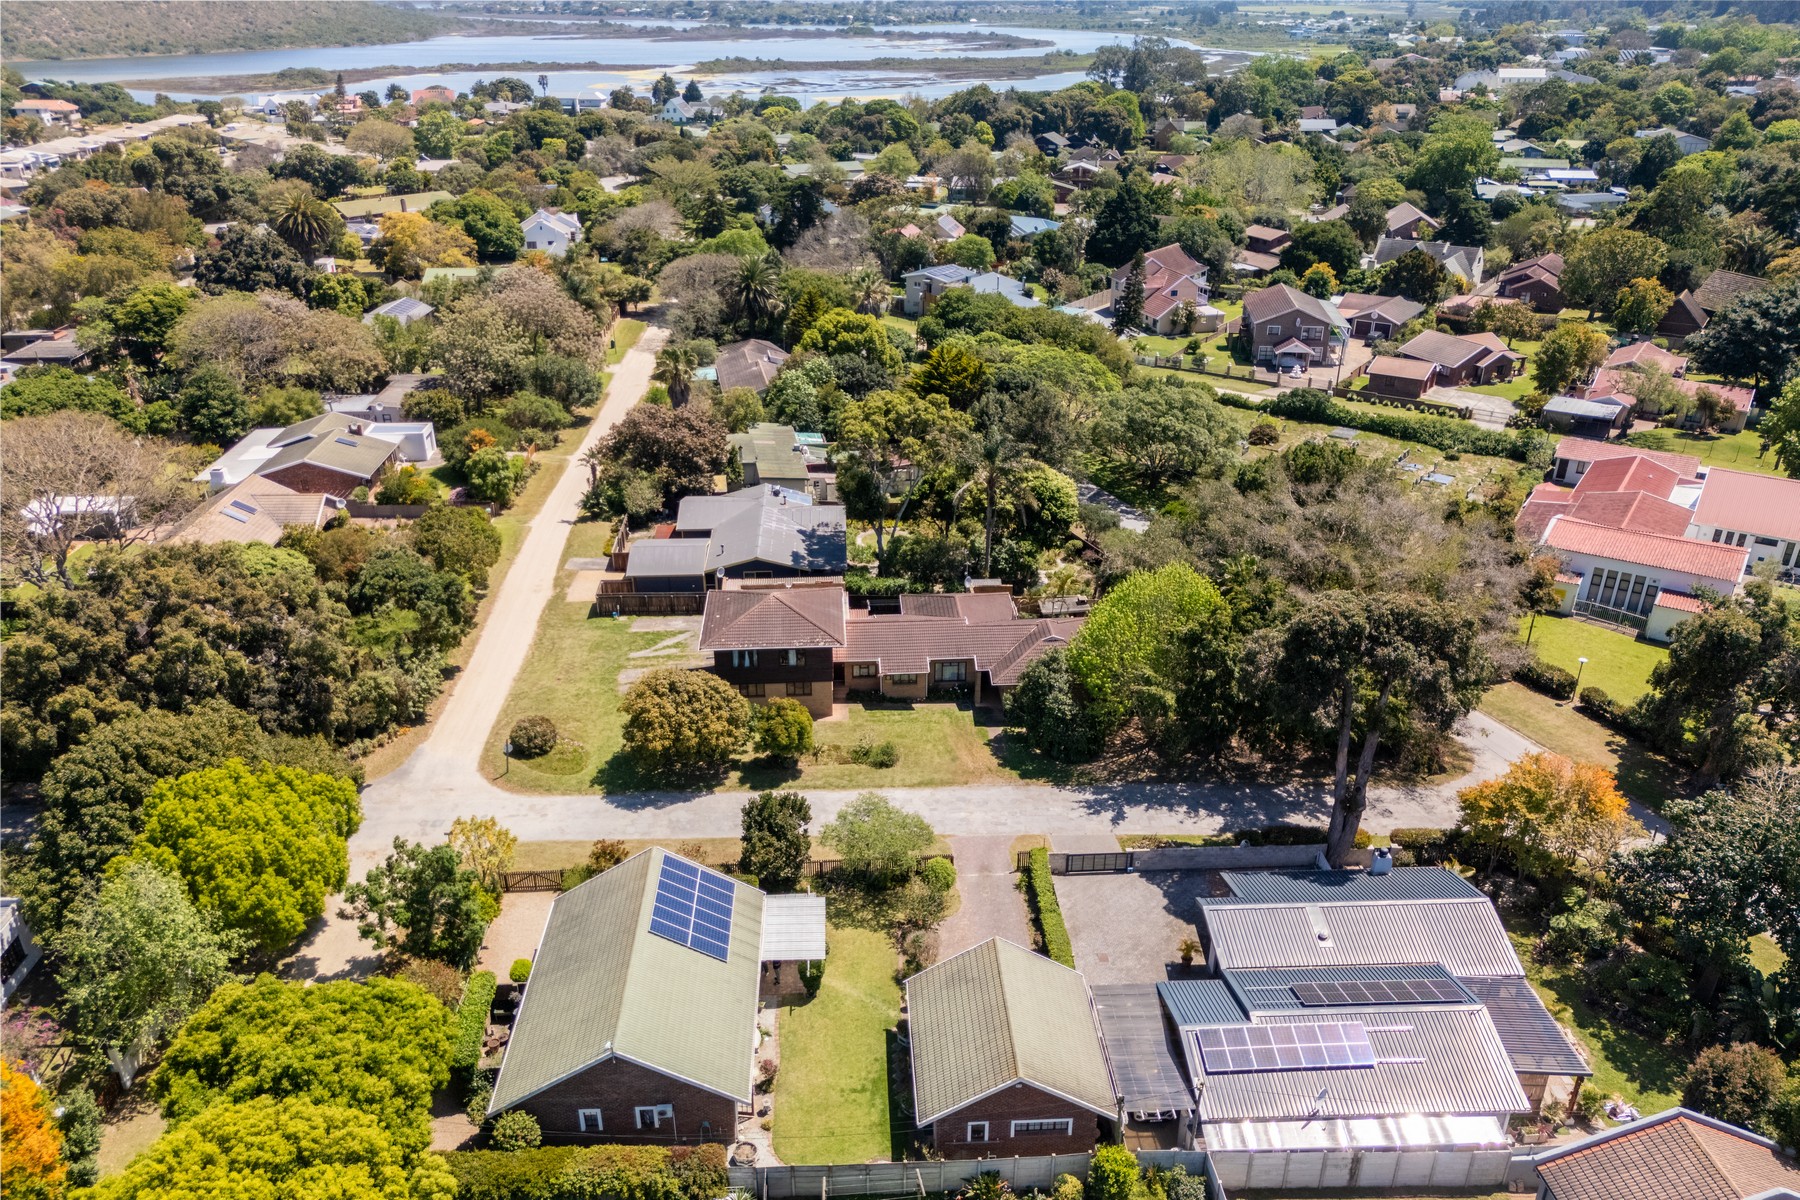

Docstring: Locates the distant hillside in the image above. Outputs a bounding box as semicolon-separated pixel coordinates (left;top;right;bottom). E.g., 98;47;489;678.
3;1;462;62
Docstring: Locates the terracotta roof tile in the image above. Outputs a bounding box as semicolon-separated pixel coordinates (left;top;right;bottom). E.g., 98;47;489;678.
699;587;847;650
1536;1111;1800;1200
1552;438;1702;477
1570;454;1679;501
1540;518;1747;582
1694;468;1800;542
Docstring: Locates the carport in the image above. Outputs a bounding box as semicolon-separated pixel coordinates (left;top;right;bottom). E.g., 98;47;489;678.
1091;984;1195;1149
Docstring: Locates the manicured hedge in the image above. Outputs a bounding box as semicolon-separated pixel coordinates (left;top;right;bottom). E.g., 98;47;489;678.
1024;848;1075;967
1578;686;1647;738
451;970;498;1088
1517;657;1578;700
447;1143;727;1200
446;1148;578;1200
1204;384;1552;464
1387;827;1460;867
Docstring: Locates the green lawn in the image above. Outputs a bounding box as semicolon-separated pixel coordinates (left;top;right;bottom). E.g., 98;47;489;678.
1625;427;1783;477
1478;683;1687;811
1506;927;1685;1115
772;925;903;1164
1253;414;1522;493
482;591;1035;793
1521;614;1667;704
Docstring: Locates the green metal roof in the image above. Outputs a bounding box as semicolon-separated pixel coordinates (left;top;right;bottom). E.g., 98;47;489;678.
905;938;1116;1125
489;848;763;1113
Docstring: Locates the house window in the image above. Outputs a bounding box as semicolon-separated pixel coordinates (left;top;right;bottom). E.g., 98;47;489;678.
933;661;967;683
967;1121;992;1143
786;681;813;697
527;240;538;249
781;649;804;667
1713;529;1725;542
731;650;760;668
1264;325;1282;337
888;673;919;685
1010;1119;1074;1137
744;570;774;579
1299;325;1323;340
636;1105;674;1131
852;663;878;678
578;1109;603;1133
741;684;766;698
1784;544;1795;567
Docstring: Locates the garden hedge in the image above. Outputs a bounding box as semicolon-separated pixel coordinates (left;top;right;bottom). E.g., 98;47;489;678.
1204;384;1552;464
1024;848;1075;967
451;970;498;1089
1517;657;1578;700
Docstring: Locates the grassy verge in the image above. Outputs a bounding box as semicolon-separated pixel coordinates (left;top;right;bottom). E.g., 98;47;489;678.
1478;683;1687;810
1626;427;1782;477
772;925;901;1164
1520;614;1667;704
1506;925;1685;1114
510;835;953;874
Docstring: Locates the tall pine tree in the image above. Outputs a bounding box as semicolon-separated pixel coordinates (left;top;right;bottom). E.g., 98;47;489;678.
1112;251;1147;334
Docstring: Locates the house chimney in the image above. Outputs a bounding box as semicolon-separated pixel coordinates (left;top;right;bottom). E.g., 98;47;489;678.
208;467;227;490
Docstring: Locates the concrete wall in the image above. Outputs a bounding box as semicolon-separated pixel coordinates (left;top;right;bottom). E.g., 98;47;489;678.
1105;845;1373;872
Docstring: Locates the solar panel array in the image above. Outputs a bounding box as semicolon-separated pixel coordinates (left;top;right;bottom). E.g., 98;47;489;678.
1291;978;1465;1007
1195;1022;1376;1074
647;855;735;961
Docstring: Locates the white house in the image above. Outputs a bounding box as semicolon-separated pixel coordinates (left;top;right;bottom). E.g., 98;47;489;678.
661;98;714;125
901;264;976;316
1539;517;1748;641
1687;469;1800;574
522;208;582;256
12;98;82;128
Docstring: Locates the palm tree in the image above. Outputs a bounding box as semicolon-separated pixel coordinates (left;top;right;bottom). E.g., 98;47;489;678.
652;343;700;407
850;267;892;316
954;425;1033;580
268;191;336;257
1721;222;1786;276
730;252;783;334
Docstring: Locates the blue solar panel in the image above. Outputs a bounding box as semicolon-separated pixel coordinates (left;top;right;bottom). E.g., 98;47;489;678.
647;855;735;960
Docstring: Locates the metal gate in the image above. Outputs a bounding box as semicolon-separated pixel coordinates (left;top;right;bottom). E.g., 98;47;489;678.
1060;852;1135;874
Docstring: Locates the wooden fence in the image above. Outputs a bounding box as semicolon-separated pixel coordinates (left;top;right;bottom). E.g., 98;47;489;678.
730;1151;1219;1200
590;591;706;616
499;870;565;892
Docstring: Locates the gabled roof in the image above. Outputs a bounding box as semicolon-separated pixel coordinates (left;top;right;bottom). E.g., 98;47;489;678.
1375;237;1483;278
1535;1109;1800;1200
1365;354;1436;382
1603;341;1685;373
1398;329;1489;369
904;263;978;285
1660;290;1708;331
524;208;582;237
165;477;332;546
490;848;763;1113
675;486;847;575
1695;469;1800;542
1692;269;1771;313
1198;894;1524;977
1553;436;1701;476
1336;293;1424;325
1242;283;1347;330
1571;453;1679;501
623;538;711;579
1540;517;1748;583
1384;201;1440;233
257;417;399;481
906;938;1116;1125
365;297;434;322
699;585;848;650
714;338;790;393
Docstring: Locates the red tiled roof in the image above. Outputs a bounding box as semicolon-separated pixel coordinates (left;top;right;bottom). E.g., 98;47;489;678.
1535;1111;1800;1200
1552;437;1702;477
699;586;847;650
1653;591;1708;613
1694;468;1800;542
1541;518;1747;583
1567;490;1693;537
1570;454;1679;501
1585;369;1754;414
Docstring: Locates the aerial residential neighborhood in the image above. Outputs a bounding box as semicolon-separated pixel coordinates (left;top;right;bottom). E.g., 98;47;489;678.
3;1;1800;1198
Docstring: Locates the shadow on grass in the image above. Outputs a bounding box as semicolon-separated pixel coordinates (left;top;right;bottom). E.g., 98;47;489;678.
886;1025;920;1163
591;750;728;801
1528;962;1687;1105
1607;733;1691;813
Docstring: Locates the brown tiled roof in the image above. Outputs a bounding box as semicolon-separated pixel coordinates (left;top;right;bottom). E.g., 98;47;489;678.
839;602;1085;686
1242;282;1345;329
1691;269;1771;313
1366;354;1436;381
1536;1110;1800;1200
1398;329;1488;368
698;586;847;650
1585;368;1755;414
1501;251;1564;282
1653;591;1708;614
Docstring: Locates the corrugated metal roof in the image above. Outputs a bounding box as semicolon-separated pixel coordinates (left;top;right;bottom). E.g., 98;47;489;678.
759;893;827;961
1221;964;1476;1014
1189;1007;1528;1122
1216;867;1485;905
1459;975;1590;1077
1158;979;1247;1027
623;538;711;578
489;848;762;1114
906;938;1116;1125
1199;898;1524;978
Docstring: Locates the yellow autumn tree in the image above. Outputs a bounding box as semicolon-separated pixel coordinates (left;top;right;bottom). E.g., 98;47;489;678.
1458;751;1643;879
2;1060;66;1200
369;212;476;278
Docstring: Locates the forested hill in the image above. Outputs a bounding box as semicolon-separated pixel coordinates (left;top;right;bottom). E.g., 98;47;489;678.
3;1;460;61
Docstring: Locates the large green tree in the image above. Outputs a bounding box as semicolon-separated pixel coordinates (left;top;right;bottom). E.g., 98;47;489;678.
618;668;751;778
1532;320;1610;394
1066;563;1229;735
341;839;493;970
54;859;240;1090
836;387;970;564
1561;227;1670;316
1685;275;1800;390
1090;381;1238;490
1408;113;1500;204
739;790;812;892
819;792;934;880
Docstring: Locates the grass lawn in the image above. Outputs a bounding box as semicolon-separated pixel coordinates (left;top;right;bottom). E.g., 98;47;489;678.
482;593;1035;794
1253;414;1522;494
772;925;902;1164
1751;934;1787;977
1506;926;1685;1114
1626;427;1783;477
1520;614;1667;704
1478;683;1687;810
1464;373;1537;403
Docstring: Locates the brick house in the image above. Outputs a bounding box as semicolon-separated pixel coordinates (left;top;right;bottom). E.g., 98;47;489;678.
698;582;845;718
906;938;1118;1159
1364;354;1438;399
1242;283;1349;368
1493;253;1565;311
1383;202;1441;240
488;848;825;1143
1396;329;1524;386
1656;290;1708;345
1532;1108;1800;1200
1113;243;1210;334
1335;293;1424;341
195;413;415;497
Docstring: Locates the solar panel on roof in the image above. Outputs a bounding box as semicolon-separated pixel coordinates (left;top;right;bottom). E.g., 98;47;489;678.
334;437;360;447
1292;978;1466;1006
1195;1022;1376;1074
228;500;258;514
646;855;735;961
221;507;250;523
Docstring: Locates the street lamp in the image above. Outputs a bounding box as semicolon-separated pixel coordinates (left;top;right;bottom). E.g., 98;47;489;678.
1572;657;1589;702
502;740;513;776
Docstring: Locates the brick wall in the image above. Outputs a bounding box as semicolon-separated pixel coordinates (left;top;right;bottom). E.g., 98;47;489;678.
931;1084;1106;1160
509;1054;740;1144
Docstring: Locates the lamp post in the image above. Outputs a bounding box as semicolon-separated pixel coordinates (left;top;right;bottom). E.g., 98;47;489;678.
502;740;513;776
1572;656;1589;702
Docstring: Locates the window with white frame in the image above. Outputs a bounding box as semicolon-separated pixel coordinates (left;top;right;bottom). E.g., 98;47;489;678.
966;1121;991;1143
852;663;878;677
1264;325;1282;336
1010;1119;1074;1137
933;661;967;683
578;1109;603;1133
636;1104;674;1130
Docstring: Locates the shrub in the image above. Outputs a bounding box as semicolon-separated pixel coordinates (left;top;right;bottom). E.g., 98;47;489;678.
445;1147;579;1200
902;928;939;974
589;838;630;871
1161;1166;1208;1200
396;957;466;1007
508;715;559;758
558;1144;679;1200
619;668;751;778
560;866;594;891
451;970;498;1089
463;1069;496;1125
669;1144;729;1199
1052;1175;1085;1200
751;697;815;761
56;1084;103;1188
862;739;899;768
920;856;957;894
1388;827;1457;867
1517;657;1578;700
960;1172;1011;1200
376;466;438;505
1570;1086;1608;1126
1246;421;1280;446
1538;887;1624;964
1024;848;1074;967
1578;686;1618;717
509;958;532;983
1087;1145;1139;1200
491;1109;542;1150
756;1057;778;1092
1682;1043;1788;1132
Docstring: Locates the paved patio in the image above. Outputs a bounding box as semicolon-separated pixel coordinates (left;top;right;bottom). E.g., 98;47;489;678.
1053;868;1216;986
